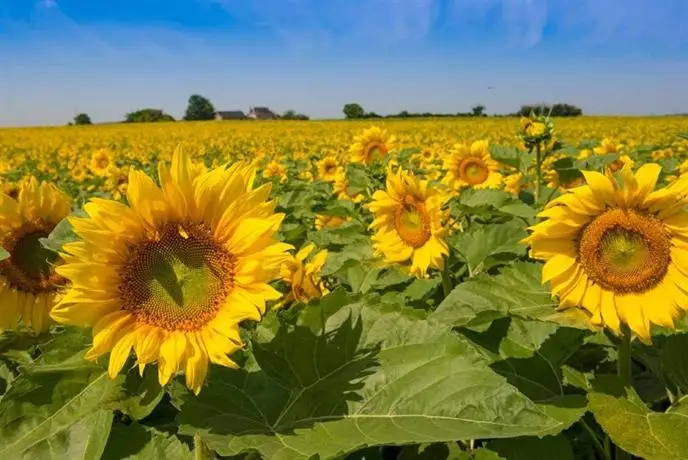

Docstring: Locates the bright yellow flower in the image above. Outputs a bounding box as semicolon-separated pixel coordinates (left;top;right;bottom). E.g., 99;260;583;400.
51;149;292;394
333;171;365;203
89;148;114;177
315;214;350;230
442;140;502;191
316;156;341;182
349;126;397;165
367;167;449;278
523;163;688;342
0;177;71;332
262;160;287;183
277;243;329;307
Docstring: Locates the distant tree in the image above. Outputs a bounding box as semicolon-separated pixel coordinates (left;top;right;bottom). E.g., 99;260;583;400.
73;113;92;125
518;103;582;117
282;110;297;119
124;109;175;123
471;104;486;117
184;94;215;121
343;103;365;119
364;112;382;119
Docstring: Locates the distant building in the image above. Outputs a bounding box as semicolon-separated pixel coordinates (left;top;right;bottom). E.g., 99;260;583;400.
247;106;278;120
214;111;246;120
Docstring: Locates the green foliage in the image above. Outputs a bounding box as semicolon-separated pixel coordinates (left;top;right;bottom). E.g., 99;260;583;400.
73;113;92;125
517;103;583;117
343;103;366;119
179;295;579;459
183;94;215;121
124;108;175;123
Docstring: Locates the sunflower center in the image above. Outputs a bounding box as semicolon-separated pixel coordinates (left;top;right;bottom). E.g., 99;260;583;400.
394;196;432;248
364;142;388;162
324;163;336;174
0;221;65;294
120;223;236;332
578;209;671;293
459;158;489;185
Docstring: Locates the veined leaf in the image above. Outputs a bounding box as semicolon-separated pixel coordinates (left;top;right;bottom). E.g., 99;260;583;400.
431;262;558;328
0;328;120;459
102;422;193;460
451;221;527;277
179;296;585;460
588;375;688;460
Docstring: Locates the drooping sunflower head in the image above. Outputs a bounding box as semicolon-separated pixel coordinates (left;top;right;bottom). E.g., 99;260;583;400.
349;126;397;165
442;140;502;191
277;243;329;308
0;177;71;333
367;168;450;278
315;214;350;230
51;149;292;394
523;163;688;342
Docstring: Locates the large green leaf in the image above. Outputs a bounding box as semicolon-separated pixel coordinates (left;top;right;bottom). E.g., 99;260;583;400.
588;376;688;460
102;422;193;460
452;221;527;277
486;434;574;460
432;262;595;331
431;262;554;328
179;295;585;460
662;333;688;395
0;328;120;459
459;317;588;432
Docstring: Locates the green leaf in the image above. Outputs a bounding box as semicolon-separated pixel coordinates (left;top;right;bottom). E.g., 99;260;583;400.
398;442;466;460
431;262;557;329
115;366;165;420
588;376;688;460
180;296;577;460
0;328;122;459
662;333;688;394
38;209;87;253
487;435;574;460
0;247;9;261
459;318;588;431
102;422;193;460
452;221;527;277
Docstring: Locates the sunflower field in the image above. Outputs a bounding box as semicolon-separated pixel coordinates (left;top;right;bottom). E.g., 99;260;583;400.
1;116;688;460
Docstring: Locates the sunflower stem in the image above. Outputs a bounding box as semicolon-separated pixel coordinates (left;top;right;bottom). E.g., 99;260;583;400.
615;327;633;460
534;143;542;204
441;255;453;298
581;419;610;460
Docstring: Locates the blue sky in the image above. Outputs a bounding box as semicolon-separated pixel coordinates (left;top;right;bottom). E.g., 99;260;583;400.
0;0;687;126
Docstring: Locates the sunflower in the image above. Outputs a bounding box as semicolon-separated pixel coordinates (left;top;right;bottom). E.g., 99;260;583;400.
349;126;397;165
89;148;114;177
262;160;287;183
522;163;688;342
0;177;71;332
50;149;292;393
315;214;350;230
276;243;329;308
316;156;342;182
442;140;502;191
333;171;365;203
367;167;449;278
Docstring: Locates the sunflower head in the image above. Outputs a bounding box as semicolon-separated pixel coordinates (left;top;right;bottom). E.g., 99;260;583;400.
442;140;503;191
367;167;450;278
51;150;292;394
0;177;71;333
349;126;397;165
523;163;688;343
277;243;329;308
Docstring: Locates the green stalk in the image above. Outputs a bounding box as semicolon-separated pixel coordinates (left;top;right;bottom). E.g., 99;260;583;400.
581;420;611;460
534;142;542;204
441;255;452;298
615;327;633;460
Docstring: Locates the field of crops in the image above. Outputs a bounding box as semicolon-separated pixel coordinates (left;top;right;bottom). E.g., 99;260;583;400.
1;115;688;460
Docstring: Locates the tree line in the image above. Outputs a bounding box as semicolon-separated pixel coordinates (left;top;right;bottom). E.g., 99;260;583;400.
70;94;310;125
69;96;584;125
341;102;583;119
